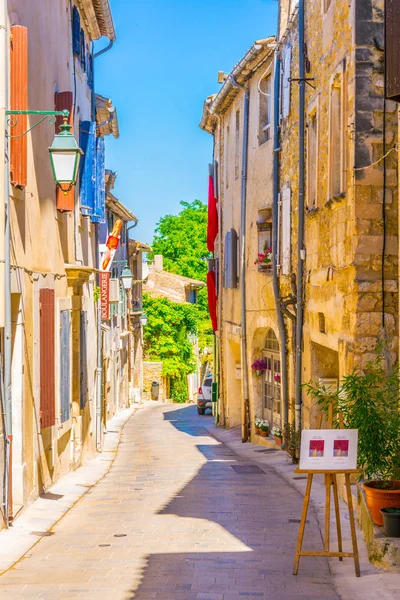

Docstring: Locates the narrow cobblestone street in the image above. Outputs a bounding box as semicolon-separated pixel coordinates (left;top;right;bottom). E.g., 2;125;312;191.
0;405;341;600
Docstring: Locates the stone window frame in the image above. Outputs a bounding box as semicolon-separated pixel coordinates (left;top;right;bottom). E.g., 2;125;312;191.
328;58;348;202
306;95;320;208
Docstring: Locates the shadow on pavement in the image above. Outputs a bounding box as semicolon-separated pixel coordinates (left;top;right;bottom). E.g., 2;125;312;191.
126;405;339;600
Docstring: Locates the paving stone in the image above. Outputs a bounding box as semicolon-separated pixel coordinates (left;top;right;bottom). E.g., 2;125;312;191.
0;404;342;598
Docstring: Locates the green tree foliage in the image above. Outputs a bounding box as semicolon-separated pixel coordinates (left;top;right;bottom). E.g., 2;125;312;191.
151;200;209;280
142;293;198;403
151;199;214;361
144;200;214;402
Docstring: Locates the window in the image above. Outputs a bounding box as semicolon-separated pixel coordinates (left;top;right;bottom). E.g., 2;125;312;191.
257;220;272;271
224;229;238;288
259;75;272;144
386;0;400;101
60;310;71;423
262;330;281;427
280;187;291;275
329;63;347;199
225;125;230;188
189;289;198;304
281;44;292;120
307;108;318;207
235;110;240;180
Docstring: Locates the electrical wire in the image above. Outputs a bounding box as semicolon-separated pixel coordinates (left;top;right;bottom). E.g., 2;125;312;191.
257;63;273;96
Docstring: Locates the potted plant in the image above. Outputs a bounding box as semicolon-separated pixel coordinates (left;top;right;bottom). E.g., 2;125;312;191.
272;426;283;446
251;359;267;377
274;374;281;385
260;419;270;437
284;422;301;464
380;507;400;538
255;417;262;435
254;244;272;271
304;355;400;526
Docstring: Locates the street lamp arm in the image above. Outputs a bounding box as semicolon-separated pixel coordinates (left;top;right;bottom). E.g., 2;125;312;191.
5;109;70;138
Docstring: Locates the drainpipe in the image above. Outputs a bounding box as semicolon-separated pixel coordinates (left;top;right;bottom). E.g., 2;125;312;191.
272;51;289;434
231;76;250;443
1;0;11;527
294;0;306;432
93;38;114;452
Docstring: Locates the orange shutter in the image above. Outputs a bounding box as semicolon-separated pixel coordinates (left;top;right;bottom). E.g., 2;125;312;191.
10;25;28;188
55;91;75;211
39;289;55;429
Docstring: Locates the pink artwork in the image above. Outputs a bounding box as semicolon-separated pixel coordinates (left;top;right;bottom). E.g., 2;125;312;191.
333;439;349;458
309;440;325;458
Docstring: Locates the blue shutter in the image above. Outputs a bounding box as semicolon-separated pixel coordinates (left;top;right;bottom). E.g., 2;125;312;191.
80;29;86;71
91;136;106;223
79;121;96;216
80;311;88;409
87;52;93;88
60;310;71;423
72;6;81;56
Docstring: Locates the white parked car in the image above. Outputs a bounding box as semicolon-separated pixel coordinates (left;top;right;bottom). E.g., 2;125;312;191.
197;375;212;415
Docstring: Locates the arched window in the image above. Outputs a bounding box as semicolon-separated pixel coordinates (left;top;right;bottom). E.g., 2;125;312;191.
265;329;279;352
262;329;281;427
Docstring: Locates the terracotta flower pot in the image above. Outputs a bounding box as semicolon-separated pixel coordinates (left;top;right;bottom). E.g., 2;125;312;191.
260;430;268;438
256;428;261;435
274;435;282;446
362;480;400;526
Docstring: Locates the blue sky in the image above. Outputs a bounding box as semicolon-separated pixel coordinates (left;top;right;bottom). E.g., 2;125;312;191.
95;0;278;245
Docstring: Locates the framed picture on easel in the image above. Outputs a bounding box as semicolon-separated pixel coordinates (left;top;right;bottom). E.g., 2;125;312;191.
299;429;358;471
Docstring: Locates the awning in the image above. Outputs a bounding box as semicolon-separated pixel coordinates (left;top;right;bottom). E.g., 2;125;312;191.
207;271;218;332
207;167;218;252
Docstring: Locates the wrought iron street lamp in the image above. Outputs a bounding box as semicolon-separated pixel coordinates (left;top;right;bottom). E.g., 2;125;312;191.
48;119;83;193
120;263;134;290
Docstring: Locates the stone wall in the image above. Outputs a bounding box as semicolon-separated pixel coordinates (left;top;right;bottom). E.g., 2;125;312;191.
143;362;169;401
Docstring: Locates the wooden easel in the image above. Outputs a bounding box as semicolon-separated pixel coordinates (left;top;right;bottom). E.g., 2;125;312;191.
292;408;361;577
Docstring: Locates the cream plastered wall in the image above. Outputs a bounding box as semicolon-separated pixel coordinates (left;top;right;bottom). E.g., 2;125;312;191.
213;52;278;431
7;0;99;510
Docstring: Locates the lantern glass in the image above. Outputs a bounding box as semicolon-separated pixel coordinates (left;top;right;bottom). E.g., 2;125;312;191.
48;121;82;185
120;265;134;290
140;312;148;327
50;151;80;184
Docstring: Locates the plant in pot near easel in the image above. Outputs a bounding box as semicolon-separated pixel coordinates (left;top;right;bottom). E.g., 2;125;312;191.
304;354;400;533
255;416;262;435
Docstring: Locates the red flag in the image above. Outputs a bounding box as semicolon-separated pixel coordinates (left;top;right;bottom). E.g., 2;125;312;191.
207;174;218;252
207;271;218;332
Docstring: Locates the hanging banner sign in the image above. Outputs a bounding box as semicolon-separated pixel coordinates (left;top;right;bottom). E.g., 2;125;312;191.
100;271;110;320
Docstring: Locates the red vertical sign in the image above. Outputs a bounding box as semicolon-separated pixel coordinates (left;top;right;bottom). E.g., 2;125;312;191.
100;272;110;320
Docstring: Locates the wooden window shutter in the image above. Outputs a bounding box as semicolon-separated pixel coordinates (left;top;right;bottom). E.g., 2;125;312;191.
60;310;71;423
91;136;106;223
55;91;75;211
79;121;96;216
385;0;400;102
10;25;28;188
72;6;81;56
281;187;291;275
40;289;55;429
224;231;231;288
80;312;88;409
282;44;292;119
80;29;86;71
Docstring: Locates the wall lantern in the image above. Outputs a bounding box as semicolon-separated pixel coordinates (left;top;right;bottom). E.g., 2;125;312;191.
140;312;148;327
120;264;134;290
48;119;83;193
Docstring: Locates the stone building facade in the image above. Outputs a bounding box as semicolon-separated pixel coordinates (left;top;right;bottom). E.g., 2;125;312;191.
200;0;398;438
277;0;398;429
